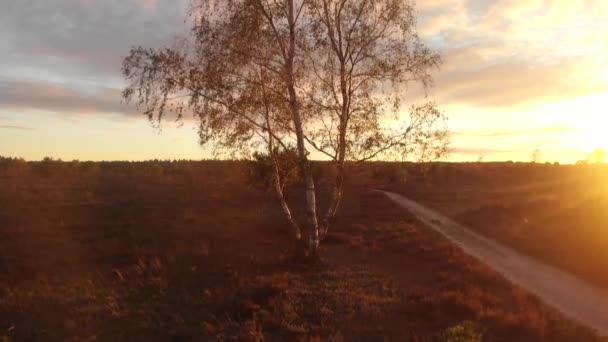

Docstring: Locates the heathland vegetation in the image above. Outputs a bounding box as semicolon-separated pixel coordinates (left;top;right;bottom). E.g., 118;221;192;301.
0;158;604;341
384;161;608;289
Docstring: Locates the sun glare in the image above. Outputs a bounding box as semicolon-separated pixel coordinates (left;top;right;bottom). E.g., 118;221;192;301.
583;119;607;154
602;68;608;82
555;94;608;157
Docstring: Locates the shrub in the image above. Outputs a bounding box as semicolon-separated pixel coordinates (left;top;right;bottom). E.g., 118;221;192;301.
0;156;28;176
441;321;484;342
371;163;408;187
32;156;63;176
247;148;301;194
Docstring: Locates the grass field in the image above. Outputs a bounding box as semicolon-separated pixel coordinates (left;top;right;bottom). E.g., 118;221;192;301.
388;162;608;289
0;159;604;341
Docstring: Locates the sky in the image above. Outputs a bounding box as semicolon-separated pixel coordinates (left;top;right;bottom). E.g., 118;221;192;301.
0;0;607;163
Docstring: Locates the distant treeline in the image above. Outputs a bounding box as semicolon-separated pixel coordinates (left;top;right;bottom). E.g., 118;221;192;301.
1;156;604;189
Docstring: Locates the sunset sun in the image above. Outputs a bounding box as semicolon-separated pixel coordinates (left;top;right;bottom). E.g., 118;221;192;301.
602;67;608;82
588;126;607;152
580;112;608;153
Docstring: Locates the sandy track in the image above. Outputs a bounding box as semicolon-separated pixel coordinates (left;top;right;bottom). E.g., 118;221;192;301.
380;191;608;336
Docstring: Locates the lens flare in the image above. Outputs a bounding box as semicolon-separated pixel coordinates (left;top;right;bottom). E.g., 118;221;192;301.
602;68;608;82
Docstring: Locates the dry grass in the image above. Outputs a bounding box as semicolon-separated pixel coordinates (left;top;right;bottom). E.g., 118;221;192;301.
379;161;608;289
0;160;604;341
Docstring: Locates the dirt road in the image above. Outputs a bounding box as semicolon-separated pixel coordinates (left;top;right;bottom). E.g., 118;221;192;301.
381;191;608;336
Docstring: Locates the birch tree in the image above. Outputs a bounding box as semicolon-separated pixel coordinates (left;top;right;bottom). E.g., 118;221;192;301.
121;0;448;260
303;0;448;235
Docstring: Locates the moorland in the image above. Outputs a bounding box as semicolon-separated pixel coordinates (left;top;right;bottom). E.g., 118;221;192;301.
0;158;604;341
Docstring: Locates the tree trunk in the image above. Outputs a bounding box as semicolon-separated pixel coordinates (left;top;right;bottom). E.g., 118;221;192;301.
286;0;319;259
260;63;304;258
303;171;319;258
271;157;304;257
287;87;319;258
321;161;344;237
321;57;349;238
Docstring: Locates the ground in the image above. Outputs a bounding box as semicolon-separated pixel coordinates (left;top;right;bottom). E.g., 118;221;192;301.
384;161;608;289
0;159;604;341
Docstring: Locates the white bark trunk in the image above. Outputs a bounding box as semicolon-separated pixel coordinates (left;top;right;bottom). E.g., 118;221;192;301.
321;52;349;238
321;162;344;237
286;0;319;258
260;62;303;256
272;161;301;240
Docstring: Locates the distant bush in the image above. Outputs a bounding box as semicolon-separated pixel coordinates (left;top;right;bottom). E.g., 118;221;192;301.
371;163;409;187
0;156;28;176
441;321;484;342
32;156;64;176
247;148;301;194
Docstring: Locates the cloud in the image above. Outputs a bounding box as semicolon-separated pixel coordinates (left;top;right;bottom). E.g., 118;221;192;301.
0;1;196;122
0;78;135;117
452;125;577;138
136;0;158;10
451;147;526;155
0;125;35;131
0;0;190;84
414;0;608;108
0;0;606;122
0;78;196;122
432;55;608;108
